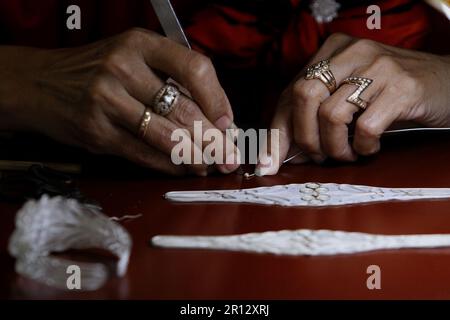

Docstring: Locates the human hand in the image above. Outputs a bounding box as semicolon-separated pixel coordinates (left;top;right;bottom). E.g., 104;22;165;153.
256;33;450;176
0;28;240;175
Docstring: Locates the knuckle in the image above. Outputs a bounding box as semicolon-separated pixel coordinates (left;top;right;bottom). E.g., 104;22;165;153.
349;38;379;54
319;105;347;125
120;28;147;45
372;55;400;71
292;82;321;104
87;78;109;103
356;119;382;138
186;53;213;81
325;33;351;46
101;53;131;79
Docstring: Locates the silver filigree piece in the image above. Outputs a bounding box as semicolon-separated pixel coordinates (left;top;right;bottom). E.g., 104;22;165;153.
310;0;341;23
8;196;132;291
165;183;450;207
152;84;180;116
152;229;450;256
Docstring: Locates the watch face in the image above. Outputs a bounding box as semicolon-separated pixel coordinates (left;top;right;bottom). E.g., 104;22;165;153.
310;0;341;23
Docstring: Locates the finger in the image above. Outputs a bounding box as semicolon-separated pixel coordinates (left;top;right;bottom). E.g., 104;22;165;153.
258;34;353;172
255;91;292;176
105;57;239;174
318;75;382;161
291;80;326;163
135;29;234;130
108;126;188;176
314;38;406;160
291;35;355;163
318;98;358;161
99;81;209;176
105;56;165;107
165;93;241;174
353;91;403;156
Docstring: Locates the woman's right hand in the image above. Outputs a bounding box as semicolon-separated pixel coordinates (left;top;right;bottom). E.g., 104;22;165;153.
0;28;240;176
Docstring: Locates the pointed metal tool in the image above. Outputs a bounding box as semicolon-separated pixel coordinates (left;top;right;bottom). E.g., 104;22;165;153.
150;0;191;49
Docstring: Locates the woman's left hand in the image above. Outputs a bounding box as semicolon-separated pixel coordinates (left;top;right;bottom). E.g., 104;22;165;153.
256;33;450;176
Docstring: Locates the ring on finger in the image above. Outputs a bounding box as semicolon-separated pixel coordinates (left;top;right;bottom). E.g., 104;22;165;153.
138;108;152;139
305;59;337;94
152;83;181;117
341;77;373;110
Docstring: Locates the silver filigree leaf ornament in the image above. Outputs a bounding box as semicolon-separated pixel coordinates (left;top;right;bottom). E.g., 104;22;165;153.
8;196;132;291
165;182;450;207
153;229;450;256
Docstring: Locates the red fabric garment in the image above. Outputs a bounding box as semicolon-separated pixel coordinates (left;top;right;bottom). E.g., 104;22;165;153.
0;0;433;126
186;0;431;74
0;0;213;47
0;0;431;65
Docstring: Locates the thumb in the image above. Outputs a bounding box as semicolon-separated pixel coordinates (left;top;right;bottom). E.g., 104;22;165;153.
255;93;293;176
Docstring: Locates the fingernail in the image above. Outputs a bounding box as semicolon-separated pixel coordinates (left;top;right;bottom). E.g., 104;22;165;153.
255;154;278;176
215;115;232;131
258;153;272;167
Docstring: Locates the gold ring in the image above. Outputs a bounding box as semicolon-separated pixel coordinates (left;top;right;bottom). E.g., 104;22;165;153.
341;77;373;110
305;59;337;94
138;108;152;139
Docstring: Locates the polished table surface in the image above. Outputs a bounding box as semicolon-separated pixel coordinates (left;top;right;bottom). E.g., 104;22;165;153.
2;132;450;299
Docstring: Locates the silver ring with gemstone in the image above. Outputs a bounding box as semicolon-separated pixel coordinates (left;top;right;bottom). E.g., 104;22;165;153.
152;83;180;117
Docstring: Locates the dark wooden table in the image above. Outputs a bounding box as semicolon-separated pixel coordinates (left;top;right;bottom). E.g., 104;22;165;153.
2;131;450;300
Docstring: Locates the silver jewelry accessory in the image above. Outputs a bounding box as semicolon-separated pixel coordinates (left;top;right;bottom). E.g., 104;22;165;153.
8;196;132;291
153;229;450;256
152;83;181;116
342;76;373;110
310;0;341;23
305;59;337;93
165;182;450;207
